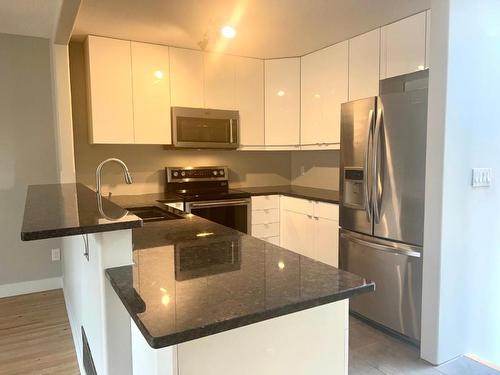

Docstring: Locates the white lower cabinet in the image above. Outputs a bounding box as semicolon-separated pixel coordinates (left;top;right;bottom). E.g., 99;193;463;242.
281;209;315;259
251;194;339;266
314;217;339;267
280;196;339;267
251;195;281;244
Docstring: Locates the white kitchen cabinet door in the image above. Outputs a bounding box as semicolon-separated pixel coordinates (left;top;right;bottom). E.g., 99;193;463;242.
204;53;236;110
169;47;204;108
281;209;314;258
235;57;265;146
131;42;171;144
301;42;348;147
349;29;381;101
85;36;134;144
265;58;300;146
314;218;339;267
425;10;431;69
380;12;427;79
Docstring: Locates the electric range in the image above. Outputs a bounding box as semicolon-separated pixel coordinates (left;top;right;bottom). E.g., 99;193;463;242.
165;166;251;233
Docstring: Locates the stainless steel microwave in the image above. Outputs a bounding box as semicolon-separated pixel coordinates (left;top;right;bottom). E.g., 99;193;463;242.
171;107;239;149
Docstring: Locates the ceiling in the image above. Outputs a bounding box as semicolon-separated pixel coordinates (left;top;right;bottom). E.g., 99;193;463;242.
73;0;430;59
0;0;63;39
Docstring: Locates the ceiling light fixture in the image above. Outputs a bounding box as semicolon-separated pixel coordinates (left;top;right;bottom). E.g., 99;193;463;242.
221;25;236;39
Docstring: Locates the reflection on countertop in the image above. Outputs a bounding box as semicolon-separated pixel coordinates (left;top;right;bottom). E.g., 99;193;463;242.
106;206;374;349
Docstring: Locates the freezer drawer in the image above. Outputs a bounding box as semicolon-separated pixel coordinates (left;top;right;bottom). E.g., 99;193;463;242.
339;230;422;341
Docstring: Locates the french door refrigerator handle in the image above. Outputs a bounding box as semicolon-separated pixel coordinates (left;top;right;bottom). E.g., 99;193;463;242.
363;109;374;223
340;231;421;258
373;107;384;224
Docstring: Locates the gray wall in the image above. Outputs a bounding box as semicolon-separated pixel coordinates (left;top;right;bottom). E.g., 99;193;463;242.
0;34;61;285
421;0;500;366
69;42;296;195
290;150;340;190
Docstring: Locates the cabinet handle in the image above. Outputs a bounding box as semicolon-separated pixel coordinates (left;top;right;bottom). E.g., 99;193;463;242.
82;234;89;261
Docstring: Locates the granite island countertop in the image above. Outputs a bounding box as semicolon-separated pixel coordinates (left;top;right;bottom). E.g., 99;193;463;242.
105;195;373;349
21;183;143;241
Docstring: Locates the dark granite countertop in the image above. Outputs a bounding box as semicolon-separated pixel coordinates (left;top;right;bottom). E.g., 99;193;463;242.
236;185;339;204
21;183;143;241
105;195;374;349
109;191;183;208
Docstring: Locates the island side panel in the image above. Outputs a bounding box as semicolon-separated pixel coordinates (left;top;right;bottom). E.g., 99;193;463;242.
131;320;177;375
62;229;133;375
130;299;348;375
178;299;348;375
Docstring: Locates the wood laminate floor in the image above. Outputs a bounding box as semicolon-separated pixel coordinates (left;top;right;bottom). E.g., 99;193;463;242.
0;289;79;375
350;316;500;375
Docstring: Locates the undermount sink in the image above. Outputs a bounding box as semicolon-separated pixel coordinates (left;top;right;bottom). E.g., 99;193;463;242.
126;206;184;222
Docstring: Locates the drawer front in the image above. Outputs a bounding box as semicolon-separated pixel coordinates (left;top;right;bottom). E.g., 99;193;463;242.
251;195;280;210
252;208;280;224
313;202;339;221
252;222;280;238
280;196;313;216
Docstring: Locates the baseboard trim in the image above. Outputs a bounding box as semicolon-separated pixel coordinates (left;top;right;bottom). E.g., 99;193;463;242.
0;277;62;298
465;353;500;371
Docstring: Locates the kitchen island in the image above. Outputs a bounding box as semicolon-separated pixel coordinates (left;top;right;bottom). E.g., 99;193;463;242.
21;183;374;375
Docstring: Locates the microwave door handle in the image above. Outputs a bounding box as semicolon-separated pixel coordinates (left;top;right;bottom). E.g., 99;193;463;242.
230;119;234;143
230;119;237;144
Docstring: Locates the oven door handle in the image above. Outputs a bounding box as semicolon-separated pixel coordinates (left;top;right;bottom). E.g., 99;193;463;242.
189;199;249;209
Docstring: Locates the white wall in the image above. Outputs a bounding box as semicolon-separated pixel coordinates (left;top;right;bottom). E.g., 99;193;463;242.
0;33;61;287
421;0;500;366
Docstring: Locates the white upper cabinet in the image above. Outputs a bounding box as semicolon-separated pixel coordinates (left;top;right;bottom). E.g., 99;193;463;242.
380;12;427;79
235;57;265;146
349;29;381;101
265;58;300;147
131;42;171;144
85;36;134;144
169;47;204;108
204;53;237;110
425;10;431;69
301;41;348;147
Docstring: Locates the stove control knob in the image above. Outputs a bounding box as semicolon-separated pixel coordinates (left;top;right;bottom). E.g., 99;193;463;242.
212;170;218;176
181;171;186;177
173;171;179;177
219;170;224;176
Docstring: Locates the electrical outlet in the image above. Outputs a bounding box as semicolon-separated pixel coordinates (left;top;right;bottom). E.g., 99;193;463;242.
472;168;492;187
51;248;61;261
300;166;305;176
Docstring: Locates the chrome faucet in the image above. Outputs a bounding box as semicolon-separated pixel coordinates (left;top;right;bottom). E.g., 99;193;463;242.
95;158;133;197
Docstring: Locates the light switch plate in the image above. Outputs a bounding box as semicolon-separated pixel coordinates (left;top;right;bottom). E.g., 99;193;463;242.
472;168;492;187
51;248;61;261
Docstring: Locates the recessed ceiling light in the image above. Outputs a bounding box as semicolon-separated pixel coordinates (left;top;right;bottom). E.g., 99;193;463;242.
277;90;285;97
221;25;236;39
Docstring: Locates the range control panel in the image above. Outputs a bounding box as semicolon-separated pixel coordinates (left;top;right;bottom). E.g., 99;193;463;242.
166;166;228;182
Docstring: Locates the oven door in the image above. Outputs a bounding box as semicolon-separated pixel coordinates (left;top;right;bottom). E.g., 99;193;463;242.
172;107;239;149
185;198;250;233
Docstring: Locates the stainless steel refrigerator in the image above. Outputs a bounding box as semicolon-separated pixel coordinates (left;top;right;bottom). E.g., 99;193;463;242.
339;70;428;342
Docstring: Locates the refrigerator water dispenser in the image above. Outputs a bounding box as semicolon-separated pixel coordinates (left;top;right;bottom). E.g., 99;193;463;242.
343;168;364;209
